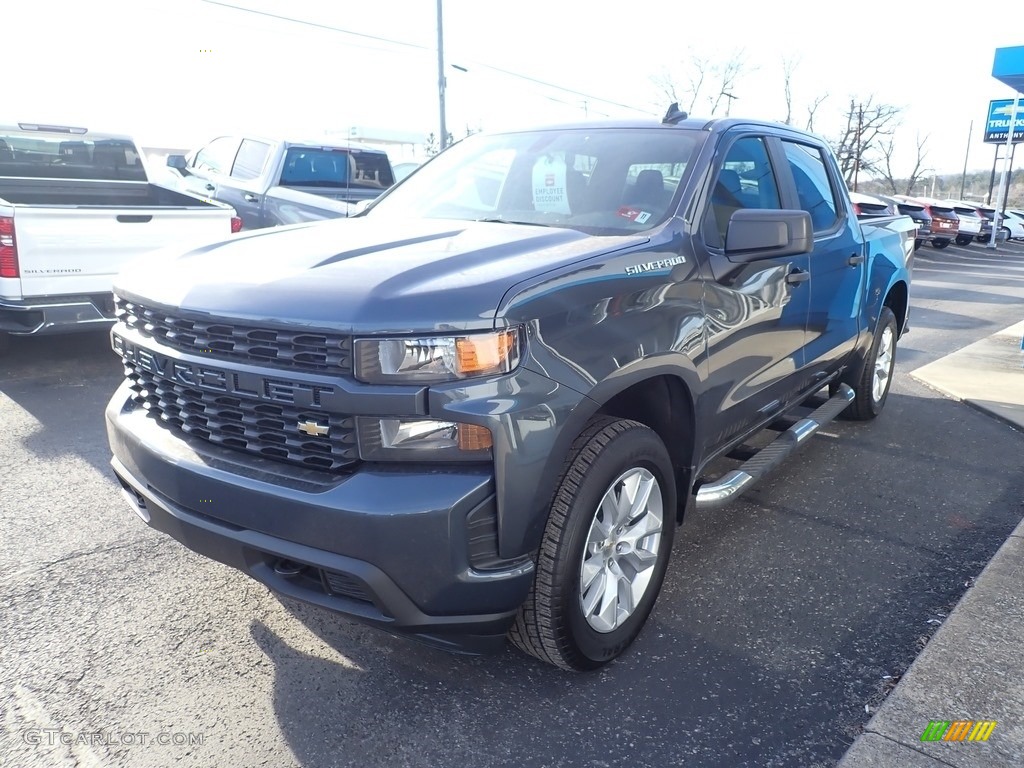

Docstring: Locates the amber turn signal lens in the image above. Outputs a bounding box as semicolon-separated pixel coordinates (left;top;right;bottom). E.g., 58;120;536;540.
458;424;493;451
455;329;518;376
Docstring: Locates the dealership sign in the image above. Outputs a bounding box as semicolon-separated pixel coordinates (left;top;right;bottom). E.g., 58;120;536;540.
984;98;1024;143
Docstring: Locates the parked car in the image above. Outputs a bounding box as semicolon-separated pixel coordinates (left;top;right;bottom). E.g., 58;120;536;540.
895;196;958;249
977;206;1011;243
941;200;987;245
0;123;241;354
873;194;932;250
105;112;915;671
392;161;421;183
849;191;897;217
1002;209;1024;240
166;135;397;230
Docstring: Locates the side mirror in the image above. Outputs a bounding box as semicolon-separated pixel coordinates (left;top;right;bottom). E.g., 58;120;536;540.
166;154;188;171
725;209;813;261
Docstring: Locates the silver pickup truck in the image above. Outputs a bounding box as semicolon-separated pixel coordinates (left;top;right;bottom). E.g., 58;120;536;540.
0;123;240;354
167;135;396;230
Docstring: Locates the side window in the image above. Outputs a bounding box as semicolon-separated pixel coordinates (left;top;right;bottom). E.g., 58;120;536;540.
231;139;271;181
193;137;240;175
708;136;781;246
782;141;839;231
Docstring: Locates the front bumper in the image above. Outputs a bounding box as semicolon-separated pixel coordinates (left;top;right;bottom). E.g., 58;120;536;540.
0;293;116;335
105;380;536;654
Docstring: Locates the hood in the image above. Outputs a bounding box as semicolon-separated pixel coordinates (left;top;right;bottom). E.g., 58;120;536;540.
114;217;648;334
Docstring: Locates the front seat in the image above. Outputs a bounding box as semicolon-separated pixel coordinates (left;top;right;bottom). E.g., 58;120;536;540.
630;169;667;207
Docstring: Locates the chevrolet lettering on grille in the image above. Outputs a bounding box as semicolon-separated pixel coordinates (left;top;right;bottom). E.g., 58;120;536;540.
112;333;336;409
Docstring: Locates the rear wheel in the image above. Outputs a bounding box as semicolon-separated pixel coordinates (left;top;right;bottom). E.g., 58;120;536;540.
509;417;676;671
846;306;898;421
955;234;973;246
931;239;950;249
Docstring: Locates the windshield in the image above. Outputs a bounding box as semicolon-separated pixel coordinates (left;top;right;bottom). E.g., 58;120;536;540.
363;128;703;235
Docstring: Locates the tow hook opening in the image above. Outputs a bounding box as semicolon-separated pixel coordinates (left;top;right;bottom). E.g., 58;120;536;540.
273;558;307;578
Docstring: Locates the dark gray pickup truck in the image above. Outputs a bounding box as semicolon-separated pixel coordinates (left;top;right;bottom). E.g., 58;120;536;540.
167;135;395;230
105;109;914;671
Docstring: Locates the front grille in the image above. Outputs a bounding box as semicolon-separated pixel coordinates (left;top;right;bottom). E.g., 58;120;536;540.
114;297;352;374
320;569;373;603
125;360;359;472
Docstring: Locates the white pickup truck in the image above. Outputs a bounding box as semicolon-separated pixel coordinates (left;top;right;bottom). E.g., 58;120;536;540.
0;123;240;353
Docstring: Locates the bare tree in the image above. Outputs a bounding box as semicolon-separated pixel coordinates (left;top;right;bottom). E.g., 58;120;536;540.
832;96;903;188
902;133;932;196
653;49;753;117
781;55;799;125
879;133;932;196
805;95;828;133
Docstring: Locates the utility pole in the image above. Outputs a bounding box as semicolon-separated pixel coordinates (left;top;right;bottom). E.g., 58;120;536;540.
436;0;448;151
959;120;972;199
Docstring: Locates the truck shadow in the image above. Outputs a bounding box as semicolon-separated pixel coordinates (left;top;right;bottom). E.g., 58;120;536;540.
1;330;123;478
249;391;1024;768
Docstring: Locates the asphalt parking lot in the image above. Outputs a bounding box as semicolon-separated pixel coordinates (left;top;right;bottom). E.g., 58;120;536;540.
2;239;1023;768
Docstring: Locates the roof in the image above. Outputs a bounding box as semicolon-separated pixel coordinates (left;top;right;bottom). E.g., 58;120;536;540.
484;116;827;142
0;123;135;142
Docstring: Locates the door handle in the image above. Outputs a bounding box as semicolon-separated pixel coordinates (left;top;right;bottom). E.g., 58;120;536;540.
786;269;809;285
848;253;865;266
204;183;215;192
244;193;259;202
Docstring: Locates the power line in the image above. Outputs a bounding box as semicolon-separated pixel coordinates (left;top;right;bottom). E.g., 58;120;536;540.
199;0;657;116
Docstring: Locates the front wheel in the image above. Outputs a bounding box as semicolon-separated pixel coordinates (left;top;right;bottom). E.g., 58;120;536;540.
846;306;898;421
509;417;676;671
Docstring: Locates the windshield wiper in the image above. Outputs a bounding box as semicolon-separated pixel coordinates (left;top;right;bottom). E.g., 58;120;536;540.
474;217;549;227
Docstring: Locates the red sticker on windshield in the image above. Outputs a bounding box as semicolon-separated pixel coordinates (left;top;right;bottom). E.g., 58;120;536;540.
617;207;652;223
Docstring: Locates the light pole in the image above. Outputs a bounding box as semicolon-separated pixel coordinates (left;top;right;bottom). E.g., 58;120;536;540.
436;0;448;150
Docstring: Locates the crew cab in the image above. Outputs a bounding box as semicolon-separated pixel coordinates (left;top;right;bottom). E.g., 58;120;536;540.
166;135;396;230
105;111;915;671
0;123;240;353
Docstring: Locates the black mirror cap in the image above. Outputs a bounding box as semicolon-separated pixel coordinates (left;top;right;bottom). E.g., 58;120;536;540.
166;154;188;170
725;209;814;262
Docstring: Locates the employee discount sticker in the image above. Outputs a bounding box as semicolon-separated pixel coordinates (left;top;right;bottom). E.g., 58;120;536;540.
532;154;571;214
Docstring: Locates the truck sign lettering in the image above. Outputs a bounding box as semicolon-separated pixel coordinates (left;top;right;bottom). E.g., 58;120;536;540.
625;256;686;275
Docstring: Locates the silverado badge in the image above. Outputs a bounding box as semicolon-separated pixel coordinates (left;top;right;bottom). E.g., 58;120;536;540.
297;420;330;437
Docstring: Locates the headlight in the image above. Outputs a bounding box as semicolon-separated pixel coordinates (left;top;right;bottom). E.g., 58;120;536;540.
354;328;522;384
356;417;493;461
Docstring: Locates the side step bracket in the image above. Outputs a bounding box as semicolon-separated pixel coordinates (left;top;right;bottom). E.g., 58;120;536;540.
693;384;855;511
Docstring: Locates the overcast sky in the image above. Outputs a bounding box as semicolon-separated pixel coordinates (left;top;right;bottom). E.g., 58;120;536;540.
5;0;1022;177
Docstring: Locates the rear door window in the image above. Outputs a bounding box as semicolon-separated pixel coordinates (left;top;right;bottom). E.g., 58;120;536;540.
230;139;271;181
781;141;839;232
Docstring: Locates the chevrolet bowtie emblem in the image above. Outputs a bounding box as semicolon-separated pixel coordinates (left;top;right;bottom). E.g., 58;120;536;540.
297;420;330;437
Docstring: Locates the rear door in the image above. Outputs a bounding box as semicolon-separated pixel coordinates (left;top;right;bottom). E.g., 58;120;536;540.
217;138;273;230
777;138;864;374
696;132;812;453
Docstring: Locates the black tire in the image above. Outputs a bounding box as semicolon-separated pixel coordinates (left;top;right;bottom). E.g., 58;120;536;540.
931;239;950;249
846;306;898;421
508;416;676;671
955;234;972;246
914;238;922;250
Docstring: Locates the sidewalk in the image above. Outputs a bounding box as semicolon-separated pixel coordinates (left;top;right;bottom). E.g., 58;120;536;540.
837;321;1024;767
